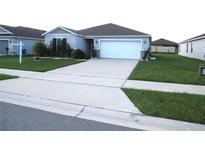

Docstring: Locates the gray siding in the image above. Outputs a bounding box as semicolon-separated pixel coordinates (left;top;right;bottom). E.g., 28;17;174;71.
48;28;72;34
74;35;89;52
44;30;89;53
0;36;43;55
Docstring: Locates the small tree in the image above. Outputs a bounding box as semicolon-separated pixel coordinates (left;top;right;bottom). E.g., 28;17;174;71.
32;42;46;56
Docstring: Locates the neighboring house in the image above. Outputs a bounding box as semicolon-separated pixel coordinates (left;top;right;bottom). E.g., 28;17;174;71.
43;23;151;60
0;25;45;55
179;34;205;60
151;38;178;53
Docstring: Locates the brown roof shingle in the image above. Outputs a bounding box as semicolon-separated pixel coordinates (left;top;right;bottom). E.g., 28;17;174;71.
0;24;46;39
77;23;149;36
151;38;178;47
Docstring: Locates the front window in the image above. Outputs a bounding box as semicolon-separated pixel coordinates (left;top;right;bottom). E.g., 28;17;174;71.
52;38;67;51
186;43;188;53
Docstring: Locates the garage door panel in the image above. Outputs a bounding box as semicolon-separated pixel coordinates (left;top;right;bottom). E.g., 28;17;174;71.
100;40;141;59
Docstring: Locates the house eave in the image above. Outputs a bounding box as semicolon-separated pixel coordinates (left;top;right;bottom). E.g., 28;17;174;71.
179;36;205;44
0;35;44;40
0;26;13;35
84;35;151;39
42;26;84;37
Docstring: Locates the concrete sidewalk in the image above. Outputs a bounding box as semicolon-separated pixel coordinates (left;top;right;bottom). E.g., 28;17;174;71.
123;80;205;95
0;78;140;114
1;91;205;131
0;68;41;78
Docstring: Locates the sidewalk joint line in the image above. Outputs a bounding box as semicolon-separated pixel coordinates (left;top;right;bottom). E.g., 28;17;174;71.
20;77;121;89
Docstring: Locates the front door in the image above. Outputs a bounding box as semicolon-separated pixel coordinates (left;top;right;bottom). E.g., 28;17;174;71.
0;40;8;54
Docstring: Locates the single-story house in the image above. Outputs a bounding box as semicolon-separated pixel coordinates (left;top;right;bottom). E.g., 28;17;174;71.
151;38;178;53
179;34;205;60
0;25;46;55
43;23;151;60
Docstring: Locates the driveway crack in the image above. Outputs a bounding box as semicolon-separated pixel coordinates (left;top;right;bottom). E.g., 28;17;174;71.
75;105;86;117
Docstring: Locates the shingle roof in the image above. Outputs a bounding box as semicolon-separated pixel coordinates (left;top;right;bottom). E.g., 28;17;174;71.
77;23;149;36
0;24;46;39
151;38;178;47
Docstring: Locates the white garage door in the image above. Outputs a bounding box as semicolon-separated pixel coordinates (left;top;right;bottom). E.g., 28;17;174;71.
100;40;141;59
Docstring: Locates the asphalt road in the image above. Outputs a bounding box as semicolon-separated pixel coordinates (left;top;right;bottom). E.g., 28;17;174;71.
0;101;139;131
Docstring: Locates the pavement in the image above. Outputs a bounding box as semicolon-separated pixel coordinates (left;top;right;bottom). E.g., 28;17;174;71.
0;101;137;131
0;68;40;78
1;91;205;130
48;59;137;79
1;58;205;130
123;80;205;95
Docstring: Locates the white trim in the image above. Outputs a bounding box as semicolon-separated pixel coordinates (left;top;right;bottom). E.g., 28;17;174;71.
0;39;10;41
0;35;44;41
0;26;13;35
0;32;12;34
85;35;151;39
45;34;73;36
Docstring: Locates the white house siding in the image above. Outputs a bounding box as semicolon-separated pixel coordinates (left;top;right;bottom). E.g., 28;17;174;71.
93;37;150;59
0;36;43;55
179;39;205;60
151;46;176;53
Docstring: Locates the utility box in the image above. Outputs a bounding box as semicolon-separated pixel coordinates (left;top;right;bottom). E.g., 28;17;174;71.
199;66;205;76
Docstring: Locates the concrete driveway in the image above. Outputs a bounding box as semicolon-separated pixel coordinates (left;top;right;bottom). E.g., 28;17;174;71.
0;59;140;114
31;59;138;87
48;59;137;79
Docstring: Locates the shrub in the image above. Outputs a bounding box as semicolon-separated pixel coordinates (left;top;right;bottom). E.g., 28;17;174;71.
22;49;27;55
32;42;46;56
71;49;86;59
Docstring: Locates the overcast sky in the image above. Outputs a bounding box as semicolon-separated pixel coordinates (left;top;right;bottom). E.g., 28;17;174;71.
1;0;205;42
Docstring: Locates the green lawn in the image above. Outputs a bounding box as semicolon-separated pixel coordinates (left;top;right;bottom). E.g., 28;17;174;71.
123;88;205;124
129;53;205;85
0;56;83;72
0;74;17;80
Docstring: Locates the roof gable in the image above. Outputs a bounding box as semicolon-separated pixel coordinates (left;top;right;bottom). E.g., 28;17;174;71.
42;26;79;36
0;25;13;34
151;38;178;46
46;27;72;34
77;23;150;37
0;24;45;39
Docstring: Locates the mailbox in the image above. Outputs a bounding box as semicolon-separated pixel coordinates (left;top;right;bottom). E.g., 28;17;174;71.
199;66;205;76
